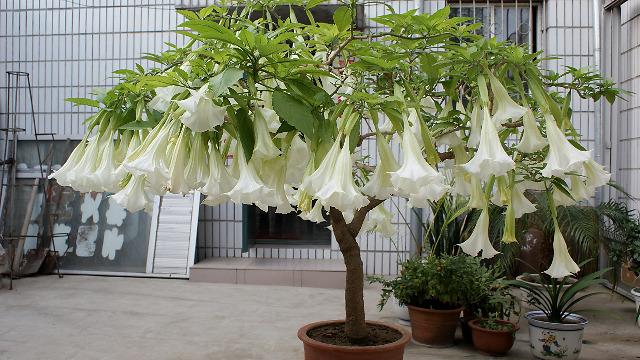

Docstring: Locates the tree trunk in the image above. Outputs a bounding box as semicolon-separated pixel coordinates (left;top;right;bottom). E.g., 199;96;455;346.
330;209;368;343
328;199;383;343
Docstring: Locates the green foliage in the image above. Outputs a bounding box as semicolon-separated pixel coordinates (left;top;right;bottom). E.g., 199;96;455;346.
371;255;492;310
506;265;611;323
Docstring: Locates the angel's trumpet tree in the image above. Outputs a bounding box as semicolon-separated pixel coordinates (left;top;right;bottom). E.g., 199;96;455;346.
54;2;619;344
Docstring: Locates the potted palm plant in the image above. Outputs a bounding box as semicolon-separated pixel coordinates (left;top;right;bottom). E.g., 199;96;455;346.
507;266;611;360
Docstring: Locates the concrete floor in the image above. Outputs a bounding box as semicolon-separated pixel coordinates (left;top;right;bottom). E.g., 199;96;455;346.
0;276;638;360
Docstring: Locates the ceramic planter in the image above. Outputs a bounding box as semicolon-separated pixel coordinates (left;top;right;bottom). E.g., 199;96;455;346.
297;320;411;360
468;319;519;356
407;305;462;347
631;288;640;327
525;311;587;360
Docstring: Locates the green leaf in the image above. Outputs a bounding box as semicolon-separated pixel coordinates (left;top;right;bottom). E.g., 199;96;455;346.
272;90;317;140
119;121;157;130
333;6;353;32
209;68;245;97
66;97;100;108
235;107;255;161
180;20;242;47
306;0;328;9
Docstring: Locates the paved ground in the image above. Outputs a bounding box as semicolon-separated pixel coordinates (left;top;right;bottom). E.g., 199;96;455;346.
0;275;638;360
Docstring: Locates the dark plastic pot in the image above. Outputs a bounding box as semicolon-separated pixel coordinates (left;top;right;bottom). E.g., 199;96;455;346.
407;305;462;347
297;320;411;360
468;319;519;356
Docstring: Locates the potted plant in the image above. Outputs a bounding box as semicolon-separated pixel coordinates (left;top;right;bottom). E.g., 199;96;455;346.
507;267;610;360
467;277;521;356
49;0;620;359
373;255;489;347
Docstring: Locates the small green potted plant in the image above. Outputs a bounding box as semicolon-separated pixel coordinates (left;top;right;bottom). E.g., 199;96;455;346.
507;266;610;360
372;255;487;347
467;277;521;356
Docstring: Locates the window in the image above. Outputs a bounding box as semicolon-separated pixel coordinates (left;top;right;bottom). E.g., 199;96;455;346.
450;3;536;50
244;206;331;247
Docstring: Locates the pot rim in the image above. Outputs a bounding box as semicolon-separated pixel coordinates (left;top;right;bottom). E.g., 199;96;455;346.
630;287;640;298
406;305;464;314
468;318;519;333
297;320;411;352
525;310;587;331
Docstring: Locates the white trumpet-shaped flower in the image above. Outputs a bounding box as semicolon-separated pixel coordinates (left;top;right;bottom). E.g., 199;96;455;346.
544;223;580;278
362;205;395;237
462;107;515;180
468;105;482;148
489;73;527;124
458;207;500;259
111;175;153;213
516;109;547;153
252;109;281;160
257;107;280;133
569;175;591;202
66;133;107;192
167;127;192;195
390;117;448;201
49;138;87;187
541;114;591;178
176;85;226;132
491;176;511;206
201;145;236;206
501;204;517;244
467;176;486;209
256;157;294;214
90;130;121;193
511;183;537;218
226;145;274;205
582;158;611;192
124;120;177;194
300;200;326;224
362;134;399;200
285;135;310;186
148;85;183;112
184;132;209;190
553;183;577;207
300;140;342;196
314;137;368;214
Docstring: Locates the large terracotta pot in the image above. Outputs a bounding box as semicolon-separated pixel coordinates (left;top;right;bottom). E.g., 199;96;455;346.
468;319;519;356
407;305;462;347
297;320;411;360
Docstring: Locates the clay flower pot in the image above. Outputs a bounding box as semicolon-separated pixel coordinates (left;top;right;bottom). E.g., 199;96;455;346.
407;305;463;347
468;319;519;356
297;320;411;360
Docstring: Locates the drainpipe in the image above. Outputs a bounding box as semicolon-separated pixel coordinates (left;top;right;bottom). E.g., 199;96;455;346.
592;0;607;271
409;0;425;257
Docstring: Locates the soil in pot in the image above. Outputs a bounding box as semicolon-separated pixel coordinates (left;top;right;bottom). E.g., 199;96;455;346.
408;305;462;347
298;320;411;360
307;323;402;346
469;319;519;356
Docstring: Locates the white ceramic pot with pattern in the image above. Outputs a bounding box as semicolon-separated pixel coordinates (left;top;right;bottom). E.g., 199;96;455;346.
525;311;587;360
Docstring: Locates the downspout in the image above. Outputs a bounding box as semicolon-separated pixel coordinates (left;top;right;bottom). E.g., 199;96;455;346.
409;0;425;257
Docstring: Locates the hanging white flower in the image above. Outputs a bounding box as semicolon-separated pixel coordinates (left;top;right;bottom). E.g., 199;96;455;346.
285;135;310;186
582;158;611;192
201;145;236;206
458;207;500;259
176;84;226;132
540;113;591;178
467;176;486;209
111;174;153;213
184;132;209;190
362;205;395;237
390;117;448;200
257;107;280;133
421;96;438;115
362;134;399;200
462;107;515;180
569;175;591;202
300;200;326;224
491;176;511;206
544;223;580;278
226;145;274;205
148;85;183;113
552;183;577;207
516;109;547;153
501;204;517;244
488;73;527;124
256;157;294;214
65;134;105;192
314;137;368;214
49;138;87;187
511;183;537;218
467;105;482;148
124;120;177;195
300;139;342;196
90;130;121;193
167;126;193;195
252;108;281;160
